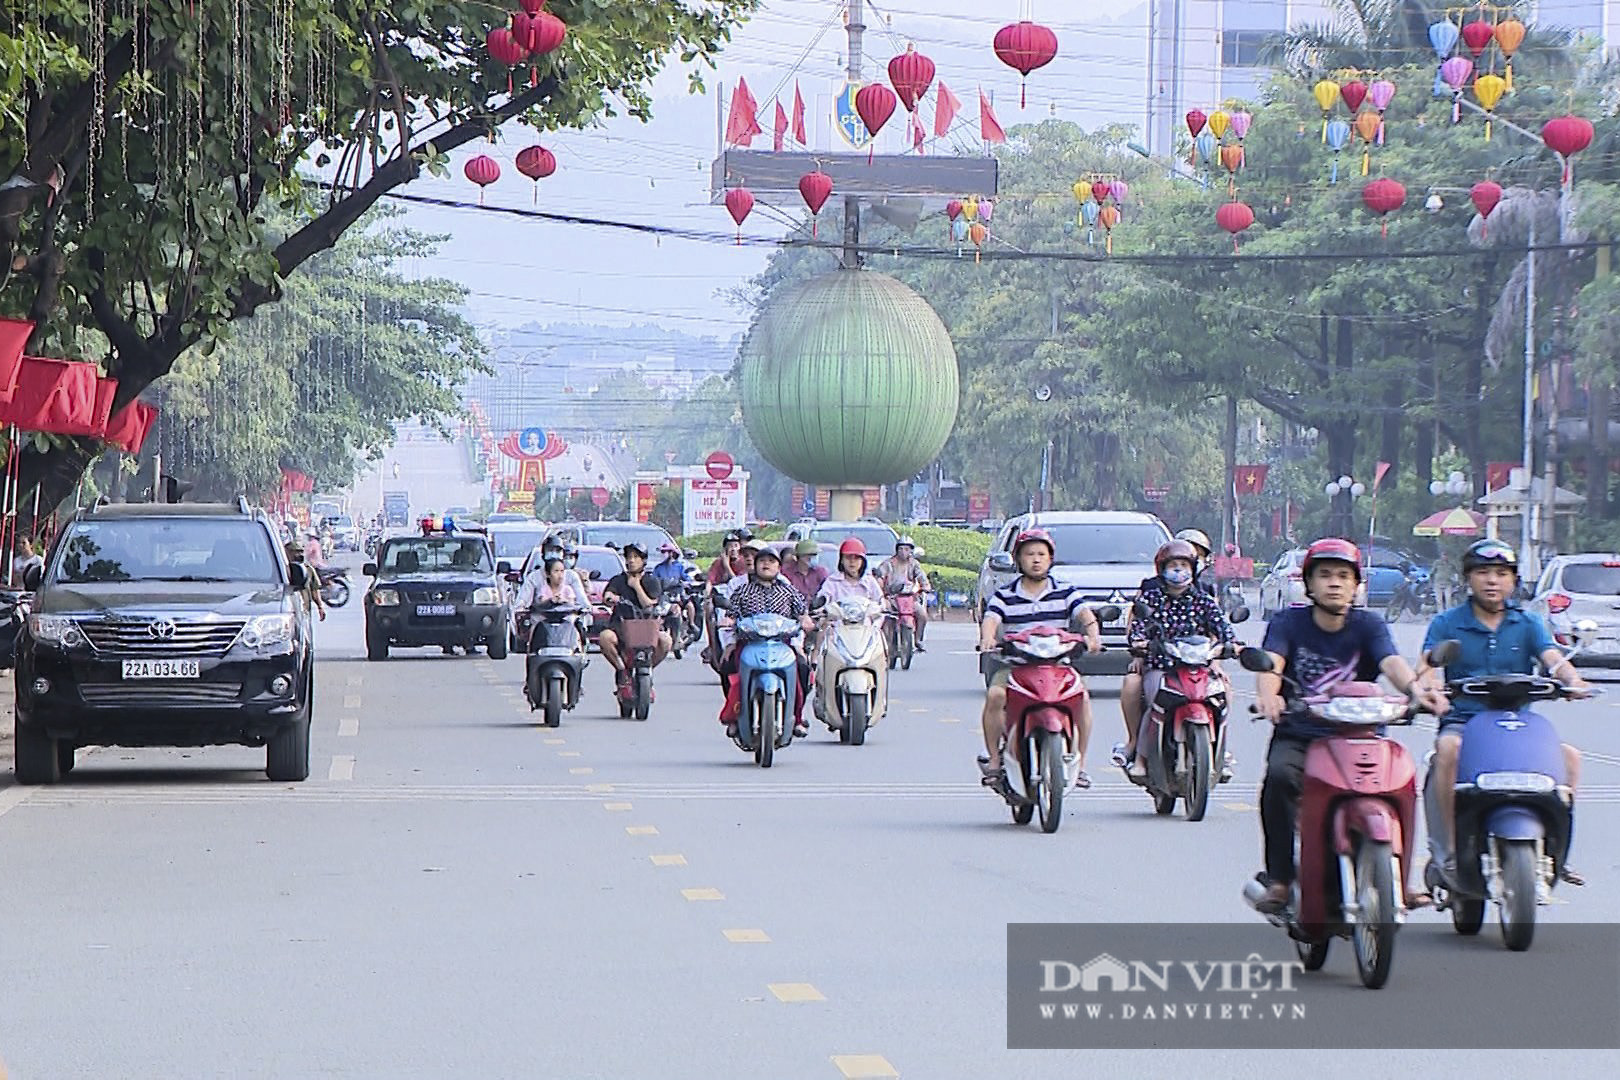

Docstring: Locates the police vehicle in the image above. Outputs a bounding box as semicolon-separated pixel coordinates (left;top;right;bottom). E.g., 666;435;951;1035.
363;516;511;661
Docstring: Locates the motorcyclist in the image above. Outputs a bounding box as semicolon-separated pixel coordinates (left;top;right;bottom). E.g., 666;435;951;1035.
975;529;1103;790
598;541;672;688
816;538;883;605
284;540;326;622
717;541;816;740
1418;538;1590;888
875;536;932;652
707;531;747;588
782;539;829;600
651;541;696;633
1114;539;1236;781
705;540;760;667
1251;537;1447;914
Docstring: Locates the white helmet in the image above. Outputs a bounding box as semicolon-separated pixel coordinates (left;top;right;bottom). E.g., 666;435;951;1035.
1174;528;1212;559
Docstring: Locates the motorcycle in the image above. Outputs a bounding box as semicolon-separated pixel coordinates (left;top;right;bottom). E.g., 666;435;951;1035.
0;588;31;670
982;606;1120;834
713;592;803;768
524;604;587;728
815;595;888;745
883;582;924;671
1420;635;1597;952
317;565;350;608
1218;579;1247;619
661;580;701;659
1125;601;1249;821
614;602;665;721
1239;648;1419;989
1384;563;1435;623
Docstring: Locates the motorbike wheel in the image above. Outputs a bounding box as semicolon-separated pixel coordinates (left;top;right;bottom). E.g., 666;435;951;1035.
1451;896;1485;936
1012;750;1035;825
754;691;777;769
1351;839;1399;989
899;624;915;671
846;693;868;747
633;672;653;721
544;675;564;729
1183;725;1212;822
1383;597;1402;623
326;580;351;608
1035;730;1064;834
1152;789;1176;815
886;625;898;671
1296;938;1329;971
1497;839;1539;952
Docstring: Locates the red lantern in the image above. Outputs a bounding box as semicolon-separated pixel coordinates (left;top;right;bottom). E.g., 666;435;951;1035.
1361;177;1405;236
519;0;542;13
993;21;1058;108
888;44;935;113
521;10;566;55
487;27;527;94
1339;80;1367;113
724;187;754;243
854;83;896;162
1470;179;1503;238
464;154;500;204
1216;201;1255;252
1542;114;1594;182
798;171;833;237
1460;19;1495;57
515;144;556;203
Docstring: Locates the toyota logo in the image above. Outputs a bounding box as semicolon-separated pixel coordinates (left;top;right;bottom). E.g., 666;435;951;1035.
148;619;177;640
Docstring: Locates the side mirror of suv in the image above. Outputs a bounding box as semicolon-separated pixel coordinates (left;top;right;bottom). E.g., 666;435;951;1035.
287;563;308;590
23;564;42;591
362;562;379;577
496;560;512;575
989;551;1015;573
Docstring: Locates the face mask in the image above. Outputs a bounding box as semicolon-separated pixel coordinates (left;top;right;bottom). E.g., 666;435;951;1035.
1163;566;1193;588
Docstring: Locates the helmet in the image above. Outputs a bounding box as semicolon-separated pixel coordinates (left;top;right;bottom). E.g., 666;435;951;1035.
621;541;648;558
742;538;768;555
1302;538;1362;582
1174;528;1213;557
752;542;781;563
737;527;755;542
838;537;868;559
1462;538;1518;576
542;532;564;552
1154;539;1199;575
896;535;916;550
660;542;680;556
795;539;819;557
562;541;578;556
723;530;743;545
1012;528;1055;559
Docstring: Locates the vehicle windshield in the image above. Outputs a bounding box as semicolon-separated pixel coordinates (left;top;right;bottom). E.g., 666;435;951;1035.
333;515;354;528
53;518;281;584
811;525;896;557
1560;564;1620;595
1043;523;1169;564
577;549;624;581
579;525;673;552
489;528;549;559
379;537;493;575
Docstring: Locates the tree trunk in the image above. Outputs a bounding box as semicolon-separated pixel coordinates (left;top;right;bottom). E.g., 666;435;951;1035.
1414;341;1435;492
1587;379;1610;519
1380;374;1402;477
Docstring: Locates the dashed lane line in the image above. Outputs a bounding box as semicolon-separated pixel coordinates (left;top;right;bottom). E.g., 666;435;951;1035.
724;929;770;943
338;716;359;737
831;1055;899;1079
343;695;362;710
626;826;659;835
650;854;687;866
603;801;633;811
558;751;582;757
569;767;595;775
682;888;724;901
328;755;356;782
768;983;825;1003
543;738;565;745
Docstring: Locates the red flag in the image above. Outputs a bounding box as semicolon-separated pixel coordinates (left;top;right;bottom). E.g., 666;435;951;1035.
1373;460;1391;489
773;100;787;152
979;89;1006;144
791;82;807;144
1486;461;1516;491
1233;465;1269;495
725;77;762;146
934;81;960;136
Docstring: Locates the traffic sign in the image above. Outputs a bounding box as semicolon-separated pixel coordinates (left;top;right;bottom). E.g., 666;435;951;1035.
590;487;611;508
705;451;735;481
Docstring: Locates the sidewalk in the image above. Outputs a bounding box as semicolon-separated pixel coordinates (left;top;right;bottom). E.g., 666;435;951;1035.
0;670;13;788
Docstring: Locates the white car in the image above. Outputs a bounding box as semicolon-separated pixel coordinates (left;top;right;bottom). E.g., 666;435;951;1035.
1526;553;1620;667
1259;547;1368;619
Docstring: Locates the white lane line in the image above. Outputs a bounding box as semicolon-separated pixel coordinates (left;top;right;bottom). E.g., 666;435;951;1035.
0;785;33;820
343;695;362;710
338;716;359;737
328;755;356;781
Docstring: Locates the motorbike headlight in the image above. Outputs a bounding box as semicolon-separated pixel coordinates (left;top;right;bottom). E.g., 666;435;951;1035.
371;588;401;607
28;615;85;648
1475;771;1557;793
472;587;500;605
1020;634;1069;660
238;613;296;649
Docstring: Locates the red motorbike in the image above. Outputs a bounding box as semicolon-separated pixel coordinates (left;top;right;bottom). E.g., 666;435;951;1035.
982;606;1118;834
884;582;924;670
1239;649;1418;989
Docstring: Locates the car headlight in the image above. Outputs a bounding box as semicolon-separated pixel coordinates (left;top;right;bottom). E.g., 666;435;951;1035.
371;588;401;607
29;615;85;648
238;613;296;649
472;587;500;605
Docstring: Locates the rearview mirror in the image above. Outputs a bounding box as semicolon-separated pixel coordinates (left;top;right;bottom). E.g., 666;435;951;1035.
1239;646;1275;673
286;563;307;590
1092;604;1121;625
712;593;733;612
588;569;603;581
362;562;378;578
1228;605;1250;624
1573;619;1600;645
684;548;697;560
1427;639;1461;667
1131;599;1151;620
497;560;512;575
810;594;828;611
989;551;1015;572
505;571;523;584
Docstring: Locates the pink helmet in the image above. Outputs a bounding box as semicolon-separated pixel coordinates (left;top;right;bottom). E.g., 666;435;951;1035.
1013;528;1055;559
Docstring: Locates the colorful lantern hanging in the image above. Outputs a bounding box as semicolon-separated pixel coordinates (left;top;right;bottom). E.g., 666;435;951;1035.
1230;110;1252;166
724;186;754;243
888;44;936;112
1090;182;1110;204
1098;204;1121;254
1361;177;1405;236
1460;18;1495;58
1340;80;1368;113
1216;200;1255;252
1353;111;1380;173
512;8;566;88
1186;108;1207;137
1219;143;1243;192
1470;179;1503;238
1368;79;1395;144
1312;78;1340;141
486;27;527;94
1542;115;1595;183
515;144;555;203
963;195;980;221
993;20;1059;108
1080;199;1099;244
1071;180;1091;203
1472;73;1506;139
464;154;500;204
1208;110;1230;139
952;217;970;244
1440;56;1473;122
1195;131;1217;165
946;198;963;239
968;221;987;263
979;199;995;223
1325;118;1350;182
1495;19;1526;89
798;170;833;237
1429;19;1460;96
854;83;897;163
1111;181;1129;205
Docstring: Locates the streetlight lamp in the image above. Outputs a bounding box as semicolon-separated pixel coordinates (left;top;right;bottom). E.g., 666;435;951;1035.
1324;475;1366;539
1429;471;1469;498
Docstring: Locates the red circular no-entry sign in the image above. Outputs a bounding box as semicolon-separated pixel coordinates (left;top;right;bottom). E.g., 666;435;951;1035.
590;486;611;508
705;451;735;481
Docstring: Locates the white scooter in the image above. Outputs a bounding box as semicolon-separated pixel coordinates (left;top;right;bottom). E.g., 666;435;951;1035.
814;596;889;745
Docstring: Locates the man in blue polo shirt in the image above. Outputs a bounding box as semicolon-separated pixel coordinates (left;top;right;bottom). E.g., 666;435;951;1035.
1420;538;1590;887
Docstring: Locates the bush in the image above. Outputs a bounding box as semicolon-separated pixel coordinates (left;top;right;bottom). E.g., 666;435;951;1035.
904;525;991;572
677;524;785;555
924;564;977;597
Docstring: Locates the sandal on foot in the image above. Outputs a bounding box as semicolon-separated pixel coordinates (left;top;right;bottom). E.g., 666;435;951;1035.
1561;865;1586;886
1127;759;1148;781
1255;882;1291;914
1404;891;1433;909
1073;770;1092;790
1110;743;1129;769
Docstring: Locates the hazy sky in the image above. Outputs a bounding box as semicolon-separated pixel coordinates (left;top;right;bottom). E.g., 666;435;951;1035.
384;0;1171;343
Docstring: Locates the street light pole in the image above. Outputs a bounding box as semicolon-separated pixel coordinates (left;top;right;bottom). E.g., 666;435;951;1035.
1521;216;1537;576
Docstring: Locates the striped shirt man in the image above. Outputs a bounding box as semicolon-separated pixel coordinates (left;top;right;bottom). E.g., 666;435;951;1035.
986;577;1089;631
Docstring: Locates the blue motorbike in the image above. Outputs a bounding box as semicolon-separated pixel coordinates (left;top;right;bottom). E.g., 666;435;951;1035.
715;594;803;768
1422;662;1587;952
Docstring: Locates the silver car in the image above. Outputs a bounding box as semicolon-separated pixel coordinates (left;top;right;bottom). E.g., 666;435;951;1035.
1259;547;1368;619
1527;554;1620;667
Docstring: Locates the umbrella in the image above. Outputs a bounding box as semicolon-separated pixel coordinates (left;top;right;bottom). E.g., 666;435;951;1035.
1412;507;1485;537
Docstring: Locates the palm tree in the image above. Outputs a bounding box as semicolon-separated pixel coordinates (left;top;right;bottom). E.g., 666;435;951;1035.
1260;0;1437;75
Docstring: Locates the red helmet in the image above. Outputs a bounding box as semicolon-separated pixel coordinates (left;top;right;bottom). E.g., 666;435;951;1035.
1303;537;1362;582
1013;528;1055;558
838;537;867;558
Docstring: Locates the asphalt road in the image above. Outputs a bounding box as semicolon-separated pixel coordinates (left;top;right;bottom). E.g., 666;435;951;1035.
2;587;1619;1078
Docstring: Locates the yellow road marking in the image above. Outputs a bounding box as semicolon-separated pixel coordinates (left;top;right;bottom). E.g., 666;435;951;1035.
543;737;565;744
626;825;658;835
603;802;633;811
769;982;825;1003
338;716;359;737
938;716;961;723
908;707;927;714
724;929;770;943
569;767;594;775
1223;802;1254;811
558;751;582;758
585;783;614;792
682;887;724;901
343;695;362;709
831;1055;899;1078
650;854;687;866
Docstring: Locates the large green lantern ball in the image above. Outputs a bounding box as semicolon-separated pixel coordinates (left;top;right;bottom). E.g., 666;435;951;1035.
738;270;959;488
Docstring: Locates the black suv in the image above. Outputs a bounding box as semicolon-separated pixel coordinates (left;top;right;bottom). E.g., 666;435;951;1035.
14;501;315;784
363;526;510;660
